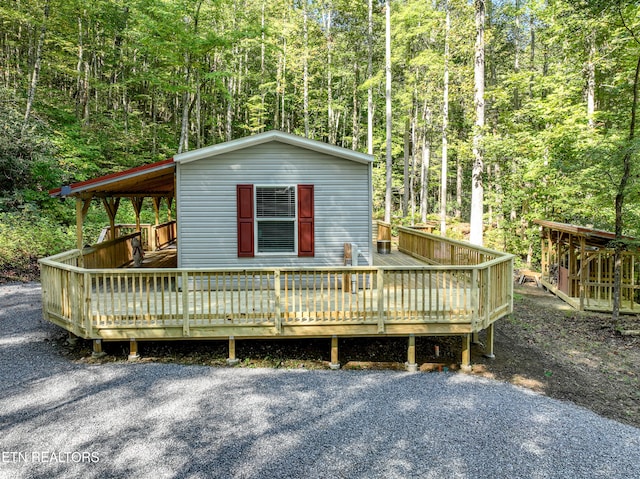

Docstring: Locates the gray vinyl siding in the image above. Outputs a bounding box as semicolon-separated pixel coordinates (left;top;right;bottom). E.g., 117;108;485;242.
177;142;372;268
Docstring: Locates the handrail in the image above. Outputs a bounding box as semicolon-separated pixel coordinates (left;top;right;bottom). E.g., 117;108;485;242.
39;225;514;348
82;232;140;269
152;220;176;250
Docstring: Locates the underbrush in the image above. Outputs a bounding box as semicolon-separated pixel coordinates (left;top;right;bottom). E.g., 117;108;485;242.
0;212;76;282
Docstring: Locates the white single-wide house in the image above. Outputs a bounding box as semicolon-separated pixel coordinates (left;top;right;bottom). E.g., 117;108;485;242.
174;130;374;268
43;129;514;369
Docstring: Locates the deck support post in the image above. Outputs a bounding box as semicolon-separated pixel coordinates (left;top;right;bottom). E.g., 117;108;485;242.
460;334;471;371
128;339;140;361
329;336;340;370
472;332;480;344
483;323;495;359
227;336;240;366
91;339;106;359
66;332;78;346
406;334;418;372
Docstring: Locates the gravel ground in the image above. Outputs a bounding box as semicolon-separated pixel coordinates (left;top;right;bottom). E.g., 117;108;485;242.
1;283;639;479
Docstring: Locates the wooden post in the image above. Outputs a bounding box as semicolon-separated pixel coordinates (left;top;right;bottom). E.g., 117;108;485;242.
75;197;91;267
344;243;352;293
406;334;418;372
182;271;190;337
377;269;385;333
579;236;586;311
92;339;106;358
329;335;340;369
274;270;282;334
167;196;173;222
460;333;471;371
153;197;162;226
131;197;144;233
227;336;240;365
484;323;495;359
128;338;140;361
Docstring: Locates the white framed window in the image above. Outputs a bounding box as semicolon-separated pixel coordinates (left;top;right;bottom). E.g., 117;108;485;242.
255;185;296;253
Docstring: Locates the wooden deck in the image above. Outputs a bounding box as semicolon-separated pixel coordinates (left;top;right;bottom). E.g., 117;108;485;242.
40;227;514;368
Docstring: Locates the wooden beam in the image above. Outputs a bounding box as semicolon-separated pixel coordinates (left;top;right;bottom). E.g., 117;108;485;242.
484;323;495;358
128;338;140;361
131;197;145;233
330;336;340;369
406;334;417;372
102;197;121;240
227;336;240;365
460;334;471;371
153;197;162;225
91;339;106;358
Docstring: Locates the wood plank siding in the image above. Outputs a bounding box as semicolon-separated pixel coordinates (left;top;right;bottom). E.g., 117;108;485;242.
176;142;373;268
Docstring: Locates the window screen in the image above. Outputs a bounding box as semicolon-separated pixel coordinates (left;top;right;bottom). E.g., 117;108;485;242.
256;186;296;253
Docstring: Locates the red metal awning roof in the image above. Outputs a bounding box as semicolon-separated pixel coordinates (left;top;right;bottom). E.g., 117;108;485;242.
49;159;175;199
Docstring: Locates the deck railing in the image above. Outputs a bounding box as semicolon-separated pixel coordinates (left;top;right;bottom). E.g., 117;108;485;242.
98;221;177;251
152;221;177;250
40;228;513;342
82;232;139;269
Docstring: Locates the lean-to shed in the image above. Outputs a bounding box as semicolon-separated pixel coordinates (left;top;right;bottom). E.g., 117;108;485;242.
535;219;640;312
174;130;374;268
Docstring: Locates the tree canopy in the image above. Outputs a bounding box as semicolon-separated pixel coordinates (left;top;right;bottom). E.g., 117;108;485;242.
1;0;639;268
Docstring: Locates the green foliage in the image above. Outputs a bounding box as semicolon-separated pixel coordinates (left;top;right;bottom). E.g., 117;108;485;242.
0;212;76;276
0;0;638;276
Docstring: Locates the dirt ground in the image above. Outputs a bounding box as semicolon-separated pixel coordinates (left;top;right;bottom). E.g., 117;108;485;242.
47;281;640;429
472;282;640;429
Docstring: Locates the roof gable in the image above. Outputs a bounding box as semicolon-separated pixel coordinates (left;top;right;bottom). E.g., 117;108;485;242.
173;130;373;165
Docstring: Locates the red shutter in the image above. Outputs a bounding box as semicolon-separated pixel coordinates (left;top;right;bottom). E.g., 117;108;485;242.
237;185;254;257
298;184;314;257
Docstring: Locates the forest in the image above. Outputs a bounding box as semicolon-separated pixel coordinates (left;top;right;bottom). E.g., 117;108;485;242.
1;0;639;280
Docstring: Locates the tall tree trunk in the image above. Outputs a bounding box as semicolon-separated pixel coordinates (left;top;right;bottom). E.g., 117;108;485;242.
303;1;309;137
440;2;450;235
587;32;596;128
384;0;392;223
612;53;640;324
420;101;431;224
326;4;335;143
420;134;430;224
403;118;410;217
513;0;520;109
178;54;191;153
470;0;486;246
367;0;374;156
456;158;462;218
23;0;49;133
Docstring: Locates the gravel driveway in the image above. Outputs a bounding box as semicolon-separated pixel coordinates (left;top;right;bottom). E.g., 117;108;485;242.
1;282;639;479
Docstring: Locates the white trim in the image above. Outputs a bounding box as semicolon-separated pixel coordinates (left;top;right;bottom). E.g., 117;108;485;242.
174;130;373;165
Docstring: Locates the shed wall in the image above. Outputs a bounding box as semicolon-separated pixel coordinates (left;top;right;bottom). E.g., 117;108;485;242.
176;142;372;268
